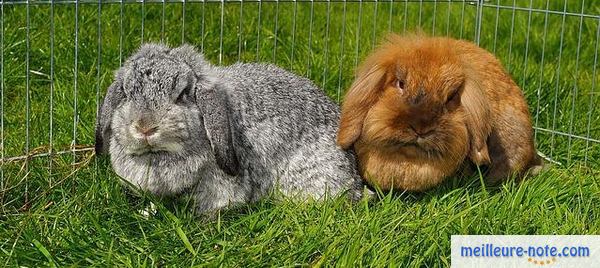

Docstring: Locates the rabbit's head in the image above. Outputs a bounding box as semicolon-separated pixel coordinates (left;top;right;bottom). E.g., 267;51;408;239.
96;44;238;194
337;34;473;163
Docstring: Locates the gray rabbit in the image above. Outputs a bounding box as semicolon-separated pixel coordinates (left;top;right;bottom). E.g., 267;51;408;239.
95;44;367;214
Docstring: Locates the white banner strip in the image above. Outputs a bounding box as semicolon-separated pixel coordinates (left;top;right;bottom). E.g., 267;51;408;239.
451;235;600;267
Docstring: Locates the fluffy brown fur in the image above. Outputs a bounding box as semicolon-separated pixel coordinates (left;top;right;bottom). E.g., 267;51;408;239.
337;33;542;191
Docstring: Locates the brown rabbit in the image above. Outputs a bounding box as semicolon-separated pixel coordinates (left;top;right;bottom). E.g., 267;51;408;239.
337;33;542;192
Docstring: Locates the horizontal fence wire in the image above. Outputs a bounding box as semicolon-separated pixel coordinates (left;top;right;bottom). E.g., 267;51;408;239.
1;147;95;165
1;0;481;3
0;0;595;23
0;0;599;172
0;0;597;19
480;2;600;19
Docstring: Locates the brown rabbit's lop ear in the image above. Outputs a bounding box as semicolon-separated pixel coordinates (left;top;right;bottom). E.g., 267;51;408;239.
461;73;492;166
337;63;388;149
337;33;414;149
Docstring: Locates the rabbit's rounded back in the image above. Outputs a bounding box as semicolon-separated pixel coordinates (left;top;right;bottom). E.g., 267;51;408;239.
213;63;365;200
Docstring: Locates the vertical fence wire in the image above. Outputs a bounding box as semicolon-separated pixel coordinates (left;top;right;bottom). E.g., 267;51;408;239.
73;0;79;165
237;0;243;61
337;0;347;101
272;0;279;62
96;0;102;153
584;21;600;164
534;0;551;141
0;1;4;192
141;0;145;43
492;0;499;53
371;0;378;50
417;0;422;27
566;0;586;163
119;0;123;65
25;0;31;177
549;0;569;159
161;0;165;43
431;0;437;35
219;0;224;64
201;0;205;52
95;0;102;180
353;0;363;69
445;0;450;36
521;0;534;156
321;0;331;90
521;0;533;87
403;0;407;32
474;0;483;45
388;0;392;33
506;0;516;72
255;0;261;60
181;0;186;44
290;0;297;71
307;0;315;77
49;0;55;177
96;0;102;122
459;0;465;38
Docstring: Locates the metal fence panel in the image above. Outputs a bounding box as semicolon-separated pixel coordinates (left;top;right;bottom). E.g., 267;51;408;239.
0;0;598;183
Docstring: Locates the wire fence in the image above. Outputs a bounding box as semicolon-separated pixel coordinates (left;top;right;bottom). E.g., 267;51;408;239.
0;0;599;185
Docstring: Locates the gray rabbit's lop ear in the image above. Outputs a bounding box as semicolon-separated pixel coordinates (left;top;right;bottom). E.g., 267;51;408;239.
170;44;239;176
198;85;240;176
95;70;125;155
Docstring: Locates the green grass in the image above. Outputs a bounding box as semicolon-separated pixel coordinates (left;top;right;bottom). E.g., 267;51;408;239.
1;0;600;266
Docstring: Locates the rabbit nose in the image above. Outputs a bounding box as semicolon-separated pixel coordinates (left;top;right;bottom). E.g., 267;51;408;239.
135;125;158;137
409;124;434;137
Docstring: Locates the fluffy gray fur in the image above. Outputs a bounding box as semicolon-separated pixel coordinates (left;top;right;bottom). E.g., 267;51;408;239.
96;43;367;214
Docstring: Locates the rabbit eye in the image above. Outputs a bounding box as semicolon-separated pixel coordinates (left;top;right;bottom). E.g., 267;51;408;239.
446;90;461;108
395;80;405;93
176;84;192;104
176;90;187;104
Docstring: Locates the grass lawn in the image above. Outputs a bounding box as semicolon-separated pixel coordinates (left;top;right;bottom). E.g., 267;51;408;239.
1;0;599;266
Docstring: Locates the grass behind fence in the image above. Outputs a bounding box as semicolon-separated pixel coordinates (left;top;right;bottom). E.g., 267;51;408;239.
1;1;600;266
